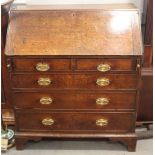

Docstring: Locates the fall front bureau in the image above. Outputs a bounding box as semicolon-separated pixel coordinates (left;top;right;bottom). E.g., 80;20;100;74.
5;4;142;151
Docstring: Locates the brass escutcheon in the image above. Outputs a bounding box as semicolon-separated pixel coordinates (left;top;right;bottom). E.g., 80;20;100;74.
96;98;109;105
42;118;54;126
38;77;51;86
36;63;50;72
40;97;53;105
96;118;108;127
97;64;111;72
96;78;110;86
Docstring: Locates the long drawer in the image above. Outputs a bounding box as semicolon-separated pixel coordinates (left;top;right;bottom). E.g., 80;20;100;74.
13;91;136;110
16;111;135;133
11;73;138;90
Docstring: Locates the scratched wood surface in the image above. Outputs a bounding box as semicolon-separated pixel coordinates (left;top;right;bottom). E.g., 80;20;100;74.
5;4;142;56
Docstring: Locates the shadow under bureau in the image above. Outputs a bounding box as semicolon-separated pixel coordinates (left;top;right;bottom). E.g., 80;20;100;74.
5;4;142;151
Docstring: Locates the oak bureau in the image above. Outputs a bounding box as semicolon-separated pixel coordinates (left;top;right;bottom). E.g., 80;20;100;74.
5;4;142;151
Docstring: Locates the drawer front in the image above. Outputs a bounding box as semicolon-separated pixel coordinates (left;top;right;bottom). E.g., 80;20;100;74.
12;58;71;72
76;58;137;72
12;73;137;90
16;111;135;133
13;91;136;110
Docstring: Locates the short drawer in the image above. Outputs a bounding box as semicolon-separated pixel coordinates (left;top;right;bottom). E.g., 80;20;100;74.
12;58;71;72
16;111;135;133
13;91;136;110
76;58;137;72
11;73;138;90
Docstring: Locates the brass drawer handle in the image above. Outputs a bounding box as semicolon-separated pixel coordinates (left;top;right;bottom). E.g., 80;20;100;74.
42;118;54;126
96;98;109;105
36;63;50;72
40;97;53;105
97;64;111;72
38;78;51;86
96;78;110;86
96;118;108;127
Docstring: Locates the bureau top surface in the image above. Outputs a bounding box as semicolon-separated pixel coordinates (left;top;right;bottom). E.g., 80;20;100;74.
5;4;142;56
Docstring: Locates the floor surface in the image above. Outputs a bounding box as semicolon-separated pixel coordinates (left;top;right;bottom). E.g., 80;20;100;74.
4;139;152;155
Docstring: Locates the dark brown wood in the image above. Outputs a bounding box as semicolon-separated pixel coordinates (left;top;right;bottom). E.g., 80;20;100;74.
13;58;71;72
5;4;142;151
15;132;137;151
143;45;153;67
110;136;137;152
13;91;136;110
143;0;153;67
137;67;153;122
144;0;153;45
16;111;135;132
1;0;15;125
137;0;153;124
15;136;41;150
11;73;138;90
15;137;28;150
12;58;138;72
76;58;137;72
1;79;5;104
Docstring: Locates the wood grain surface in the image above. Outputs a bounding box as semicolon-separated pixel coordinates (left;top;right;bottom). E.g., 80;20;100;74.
15;111;135;133
13;91;136;110
5;5;142;56
6;4;142;151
